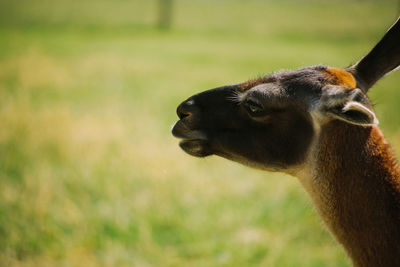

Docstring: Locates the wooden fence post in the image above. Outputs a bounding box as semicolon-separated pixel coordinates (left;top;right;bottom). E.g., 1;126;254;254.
158;0;173;29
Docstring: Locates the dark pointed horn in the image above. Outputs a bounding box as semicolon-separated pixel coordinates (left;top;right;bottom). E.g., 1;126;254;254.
347;17;400;92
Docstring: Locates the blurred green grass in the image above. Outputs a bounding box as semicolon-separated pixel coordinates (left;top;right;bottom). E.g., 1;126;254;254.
0;0;399;266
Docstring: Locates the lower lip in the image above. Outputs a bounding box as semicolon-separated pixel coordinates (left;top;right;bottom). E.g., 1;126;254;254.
179;139;212;157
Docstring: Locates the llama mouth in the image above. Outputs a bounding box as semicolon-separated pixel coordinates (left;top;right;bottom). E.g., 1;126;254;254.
172;121;212;157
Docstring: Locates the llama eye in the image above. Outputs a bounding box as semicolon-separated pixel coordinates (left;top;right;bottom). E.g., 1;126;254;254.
249;104;261;113
244;100;264;116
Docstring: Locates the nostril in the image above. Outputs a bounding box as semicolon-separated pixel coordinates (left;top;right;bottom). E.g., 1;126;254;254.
178;109;191;119
177;99;197;119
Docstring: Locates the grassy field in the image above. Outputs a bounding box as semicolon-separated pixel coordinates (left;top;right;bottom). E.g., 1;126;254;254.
0;0;399;266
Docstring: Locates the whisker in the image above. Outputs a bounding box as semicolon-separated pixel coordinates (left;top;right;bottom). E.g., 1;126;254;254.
226;90;242;104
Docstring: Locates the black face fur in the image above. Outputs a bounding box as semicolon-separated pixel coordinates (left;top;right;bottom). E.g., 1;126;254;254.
172;65;375;171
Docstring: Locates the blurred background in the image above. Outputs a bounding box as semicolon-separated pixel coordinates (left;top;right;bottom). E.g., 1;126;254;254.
0;0;399;266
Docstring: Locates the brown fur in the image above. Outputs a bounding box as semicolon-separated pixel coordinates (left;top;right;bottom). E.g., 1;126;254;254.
237;75;277;91
310;121;400;266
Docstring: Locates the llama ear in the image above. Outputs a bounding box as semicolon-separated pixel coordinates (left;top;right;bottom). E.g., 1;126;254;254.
322;87;379;126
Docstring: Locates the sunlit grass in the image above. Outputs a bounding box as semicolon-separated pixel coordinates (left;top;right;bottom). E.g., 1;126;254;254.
0;0;399;266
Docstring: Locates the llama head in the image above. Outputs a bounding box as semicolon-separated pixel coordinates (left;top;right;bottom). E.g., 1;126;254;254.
172;65;377;172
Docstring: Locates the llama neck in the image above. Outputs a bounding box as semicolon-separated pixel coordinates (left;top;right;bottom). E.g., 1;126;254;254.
300;121;400;267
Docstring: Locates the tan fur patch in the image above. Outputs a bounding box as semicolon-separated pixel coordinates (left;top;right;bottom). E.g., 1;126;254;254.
324;67;357;88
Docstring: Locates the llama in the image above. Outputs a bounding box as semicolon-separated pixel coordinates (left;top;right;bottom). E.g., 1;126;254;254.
172;17;400;266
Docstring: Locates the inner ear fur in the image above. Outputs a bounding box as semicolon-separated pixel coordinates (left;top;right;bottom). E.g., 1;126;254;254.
322;86;378;126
